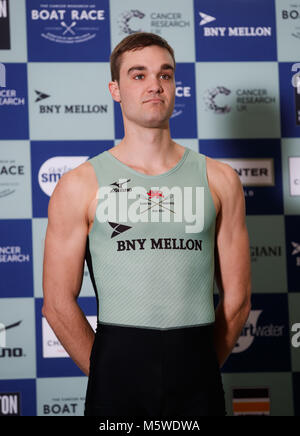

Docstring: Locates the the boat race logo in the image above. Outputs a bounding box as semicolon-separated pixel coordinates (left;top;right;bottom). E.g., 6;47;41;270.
26;0;110;61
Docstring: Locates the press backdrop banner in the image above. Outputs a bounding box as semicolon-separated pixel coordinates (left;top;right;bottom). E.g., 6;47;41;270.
0;0;299;416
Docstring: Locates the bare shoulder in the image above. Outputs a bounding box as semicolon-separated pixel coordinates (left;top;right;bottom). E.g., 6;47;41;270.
48;160;98;215
205;155;243;201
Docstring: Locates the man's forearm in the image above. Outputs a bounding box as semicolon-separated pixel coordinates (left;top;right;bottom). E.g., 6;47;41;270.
42;299;95;376
213;298;251;369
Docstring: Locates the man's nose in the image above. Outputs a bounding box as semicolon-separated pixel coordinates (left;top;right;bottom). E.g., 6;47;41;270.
147;76;163;94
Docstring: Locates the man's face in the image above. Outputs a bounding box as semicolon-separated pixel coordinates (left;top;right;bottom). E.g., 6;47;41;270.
110;45;176;129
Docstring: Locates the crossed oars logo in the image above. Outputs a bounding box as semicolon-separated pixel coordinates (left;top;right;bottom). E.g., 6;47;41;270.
61;21;77;35
139;190;175;214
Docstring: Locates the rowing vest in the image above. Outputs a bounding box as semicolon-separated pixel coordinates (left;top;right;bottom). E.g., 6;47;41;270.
85;147;217;329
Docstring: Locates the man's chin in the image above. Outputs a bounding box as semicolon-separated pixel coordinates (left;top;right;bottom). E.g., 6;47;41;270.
141;112;172;128
141;119;169;129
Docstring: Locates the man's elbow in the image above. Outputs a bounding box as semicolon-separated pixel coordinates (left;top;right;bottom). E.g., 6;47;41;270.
42;301;55;323
41;303;49;319
42;296;63;323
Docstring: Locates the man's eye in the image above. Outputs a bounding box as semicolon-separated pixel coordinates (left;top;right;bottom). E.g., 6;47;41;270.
134;74;144;80
161;74;171;80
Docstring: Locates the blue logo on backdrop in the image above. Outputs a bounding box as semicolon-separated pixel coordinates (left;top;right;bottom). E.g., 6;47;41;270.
279;62;300;138
285;216;300;292
114;63;197;139
26;0;110;61
35;298;97;377
31;141;113;218
170;63;197;138
194;0;277;61
0;220;33;298
214;294;290;373
0;63;29;139
200;139;283;215
0;379;36;416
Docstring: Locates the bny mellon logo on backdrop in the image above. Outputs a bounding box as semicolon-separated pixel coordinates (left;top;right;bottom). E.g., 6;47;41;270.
35;90;50;103
199;10;272;37
34;90;108;114
199;12;216;26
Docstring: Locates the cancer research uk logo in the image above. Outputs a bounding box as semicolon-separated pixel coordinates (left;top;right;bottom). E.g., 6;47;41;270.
110;4;195;61
26;0;110;61
203;86;276;115
0;220;33;298
0;63;29;139
222;294;290;372
117;8;191;35
194;0;277;61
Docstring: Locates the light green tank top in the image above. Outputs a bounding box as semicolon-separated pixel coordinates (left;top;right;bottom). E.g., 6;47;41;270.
85;146;217;329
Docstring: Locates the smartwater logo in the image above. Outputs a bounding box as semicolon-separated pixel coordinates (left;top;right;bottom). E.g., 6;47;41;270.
38;156;89;197
233;310;284;353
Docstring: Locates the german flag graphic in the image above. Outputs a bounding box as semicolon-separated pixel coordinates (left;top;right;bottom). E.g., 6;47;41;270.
232;388;270;415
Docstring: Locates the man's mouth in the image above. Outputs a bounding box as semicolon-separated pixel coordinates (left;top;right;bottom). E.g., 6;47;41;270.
143;98;164;104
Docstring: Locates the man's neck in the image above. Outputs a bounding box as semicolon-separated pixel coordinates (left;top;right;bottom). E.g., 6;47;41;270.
113;123;181;171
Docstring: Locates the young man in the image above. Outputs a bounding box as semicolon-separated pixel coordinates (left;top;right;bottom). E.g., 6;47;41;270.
42;32;251;417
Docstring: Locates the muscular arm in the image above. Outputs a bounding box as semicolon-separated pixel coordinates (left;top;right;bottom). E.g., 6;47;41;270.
42;166;95;376
212;163;252;368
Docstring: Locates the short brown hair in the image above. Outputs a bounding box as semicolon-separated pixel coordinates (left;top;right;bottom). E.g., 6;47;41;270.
110;32;176;83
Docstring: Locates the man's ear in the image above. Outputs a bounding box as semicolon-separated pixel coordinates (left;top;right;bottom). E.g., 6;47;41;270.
108;80;121;103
